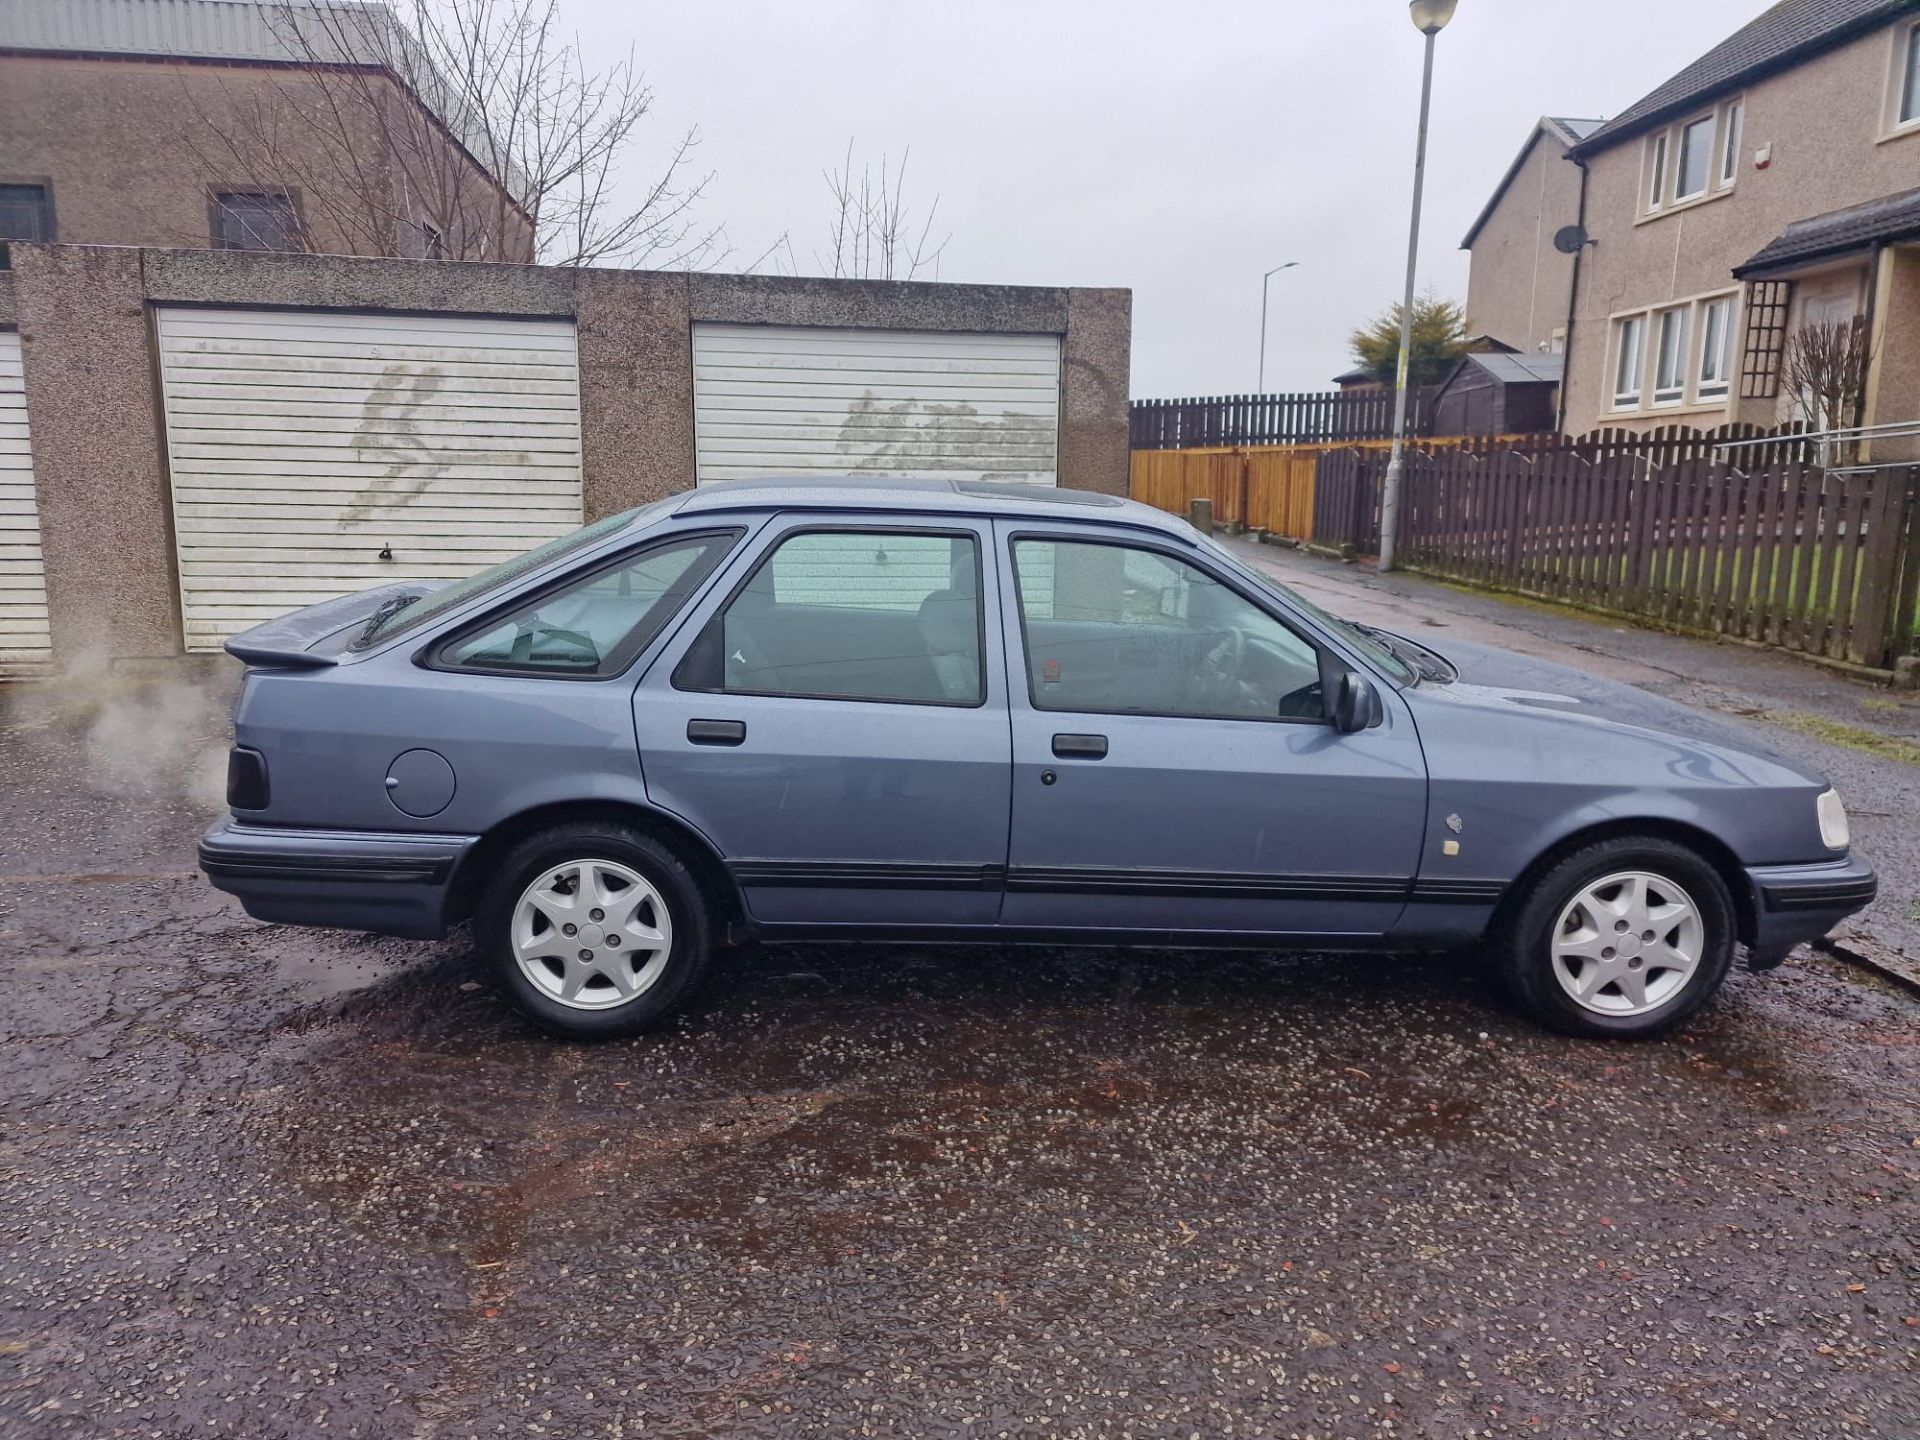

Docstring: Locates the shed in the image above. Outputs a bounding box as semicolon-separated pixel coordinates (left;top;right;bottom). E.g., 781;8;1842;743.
1427;352;1562;437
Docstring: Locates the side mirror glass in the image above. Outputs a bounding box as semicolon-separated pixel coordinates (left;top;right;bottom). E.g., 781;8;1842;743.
1331;670;1382;733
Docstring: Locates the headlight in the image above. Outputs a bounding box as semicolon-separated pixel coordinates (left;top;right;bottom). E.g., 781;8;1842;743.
1817;788;1850;850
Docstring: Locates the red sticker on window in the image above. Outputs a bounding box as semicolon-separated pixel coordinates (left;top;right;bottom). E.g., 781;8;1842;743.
1043;658;1061;683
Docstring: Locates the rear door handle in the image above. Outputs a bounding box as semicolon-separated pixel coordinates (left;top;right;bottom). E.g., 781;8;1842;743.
687;718;746;746
1051;733;1108;759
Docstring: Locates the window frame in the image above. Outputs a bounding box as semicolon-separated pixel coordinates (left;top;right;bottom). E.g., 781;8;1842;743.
1605;287;1741;414
0;180;56;246
1673;112;1716;202
1720;99;1744;186
209;188;303;252
422;526;744;681
1004;529;1339;728
1898;19;1920;131
1612;313;1647;410
1697;294;1737;399
1642;132;1668;215
1651;305;1691;406
670;522;991;710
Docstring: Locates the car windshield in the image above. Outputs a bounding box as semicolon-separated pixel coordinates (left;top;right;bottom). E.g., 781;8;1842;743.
1196;535;1418;686
353;507;645;648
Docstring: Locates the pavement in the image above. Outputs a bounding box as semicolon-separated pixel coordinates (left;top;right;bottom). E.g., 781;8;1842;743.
1;590;1917;1439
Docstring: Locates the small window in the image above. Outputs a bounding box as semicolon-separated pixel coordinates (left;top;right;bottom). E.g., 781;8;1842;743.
1643;133;1668;213
1613;315;1646;408
1698;296;1735;398
436;531;738;677
676;530;983;706
1902;23;1920;127
1011;539;1326;722
1675;115;1714;200
213;191;300;251
0;183;52;244
1720;100;1743;184
1653;307;1690;405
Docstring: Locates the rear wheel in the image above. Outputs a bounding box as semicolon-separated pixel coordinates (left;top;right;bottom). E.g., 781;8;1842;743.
1499;837;1735;1039
478;823;711;1039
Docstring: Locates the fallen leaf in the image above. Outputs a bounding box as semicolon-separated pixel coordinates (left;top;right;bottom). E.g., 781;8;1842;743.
1383;1362;1402;1374
1846;1284;1867;1294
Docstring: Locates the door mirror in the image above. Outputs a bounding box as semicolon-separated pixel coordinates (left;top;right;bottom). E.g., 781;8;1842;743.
1330;670;1382;733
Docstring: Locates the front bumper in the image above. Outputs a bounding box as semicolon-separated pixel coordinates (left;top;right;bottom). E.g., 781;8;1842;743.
1744;853;1878;969
198;818;479;940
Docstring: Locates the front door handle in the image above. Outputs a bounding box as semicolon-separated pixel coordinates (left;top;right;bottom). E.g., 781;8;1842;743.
687;718;746;746
1051;733;1108;760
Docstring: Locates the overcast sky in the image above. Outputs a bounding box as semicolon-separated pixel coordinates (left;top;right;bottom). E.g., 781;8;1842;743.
569;0;1771;398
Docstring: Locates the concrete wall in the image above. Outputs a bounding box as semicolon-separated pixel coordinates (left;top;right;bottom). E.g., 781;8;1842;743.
0;54;532;261
2;245;1132;663
1464;130;1584;356
1563;17;1920;434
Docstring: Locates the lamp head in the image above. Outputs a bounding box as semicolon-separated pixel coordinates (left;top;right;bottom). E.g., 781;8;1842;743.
1409;0;1458;34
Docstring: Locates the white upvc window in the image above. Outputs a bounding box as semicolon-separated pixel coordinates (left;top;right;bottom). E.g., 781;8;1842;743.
1613;314;1647;409
1720;100;1743;185
1901;21;1920;127
1637;97;1742;215
1674;114;1715;201
1652;306;1691;405
1605;289;1740;413
1698;295;1736;399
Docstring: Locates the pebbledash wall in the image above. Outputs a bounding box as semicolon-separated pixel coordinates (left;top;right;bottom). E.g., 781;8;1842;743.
0;245;1130;667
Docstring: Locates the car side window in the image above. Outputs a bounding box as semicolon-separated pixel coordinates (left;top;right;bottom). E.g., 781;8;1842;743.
675;529;983;706
435;531;738;677
1011;538;1326;721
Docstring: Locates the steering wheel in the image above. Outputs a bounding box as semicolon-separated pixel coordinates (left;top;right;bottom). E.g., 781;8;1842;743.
509;623;598;666
1185;625;1246;708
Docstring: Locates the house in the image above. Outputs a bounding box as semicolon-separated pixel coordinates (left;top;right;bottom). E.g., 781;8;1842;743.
1427;352;1563;437
1466;0;1920;444
0;0;533;262
1460;116;1602;357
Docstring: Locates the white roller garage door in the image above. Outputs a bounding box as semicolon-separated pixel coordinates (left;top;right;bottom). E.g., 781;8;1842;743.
156;307;584;652
0;333;53;675
692;324;1060;485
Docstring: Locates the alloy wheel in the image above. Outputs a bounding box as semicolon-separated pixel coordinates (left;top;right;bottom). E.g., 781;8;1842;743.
510;858;674;1010
1549;869;1704;1017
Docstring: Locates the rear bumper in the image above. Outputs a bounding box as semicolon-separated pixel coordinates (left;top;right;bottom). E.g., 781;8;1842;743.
1744;853;1878;968
198;818;479;940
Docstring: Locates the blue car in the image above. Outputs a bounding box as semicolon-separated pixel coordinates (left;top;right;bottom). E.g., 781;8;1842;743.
199;479;1874;1040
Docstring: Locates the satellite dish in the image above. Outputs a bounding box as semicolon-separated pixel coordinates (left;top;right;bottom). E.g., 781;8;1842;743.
1553;224;1593;255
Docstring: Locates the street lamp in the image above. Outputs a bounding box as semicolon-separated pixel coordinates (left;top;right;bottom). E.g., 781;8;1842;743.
1258;261;1299;393
1378;0;1458;572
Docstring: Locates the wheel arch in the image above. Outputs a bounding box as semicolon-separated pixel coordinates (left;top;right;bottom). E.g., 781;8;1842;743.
1491;817;1758;949
448;799;745;936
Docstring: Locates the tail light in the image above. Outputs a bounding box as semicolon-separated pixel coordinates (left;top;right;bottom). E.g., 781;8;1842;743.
226;747;270;810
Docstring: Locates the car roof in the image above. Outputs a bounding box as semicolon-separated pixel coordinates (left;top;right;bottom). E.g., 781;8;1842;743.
665;475;1191;535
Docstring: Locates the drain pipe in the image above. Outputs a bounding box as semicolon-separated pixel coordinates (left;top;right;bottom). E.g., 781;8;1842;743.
1555;152;1592;434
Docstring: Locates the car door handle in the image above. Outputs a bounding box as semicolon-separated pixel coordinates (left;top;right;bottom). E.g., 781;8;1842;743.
687;718;746;746
1051;733;1108;759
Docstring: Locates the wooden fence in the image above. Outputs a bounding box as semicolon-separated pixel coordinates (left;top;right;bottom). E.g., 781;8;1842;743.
1313;445;1920;669
1131;388;1435;450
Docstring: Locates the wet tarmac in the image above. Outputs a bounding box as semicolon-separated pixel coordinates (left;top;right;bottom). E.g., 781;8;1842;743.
3;872;1917;1438
2;634;1917;1438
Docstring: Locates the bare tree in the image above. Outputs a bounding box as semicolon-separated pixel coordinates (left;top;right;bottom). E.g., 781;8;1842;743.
1782;316;1874;462
814;141;948;281
183;0;717;267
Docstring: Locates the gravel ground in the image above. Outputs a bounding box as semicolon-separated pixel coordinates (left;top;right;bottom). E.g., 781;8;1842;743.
1;617;1917;1439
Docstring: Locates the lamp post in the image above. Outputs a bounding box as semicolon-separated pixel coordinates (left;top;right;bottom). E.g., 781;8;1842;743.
1257;261;1299;393
1378;0;1458;573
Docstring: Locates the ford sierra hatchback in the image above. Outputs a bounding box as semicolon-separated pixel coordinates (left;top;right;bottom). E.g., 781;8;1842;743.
199;479;1874;1040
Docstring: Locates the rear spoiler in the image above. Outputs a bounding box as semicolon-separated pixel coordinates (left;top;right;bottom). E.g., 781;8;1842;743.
222;582;434;669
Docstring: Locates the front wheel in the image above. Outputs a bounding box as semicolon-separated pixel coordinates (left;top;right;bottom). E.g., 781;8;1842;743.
1499;837;1736;1039
478;823;711;1039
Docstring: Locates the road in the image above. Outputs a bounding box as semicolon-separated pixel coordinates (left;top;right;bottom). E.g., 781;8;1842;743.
1;597;1916;1438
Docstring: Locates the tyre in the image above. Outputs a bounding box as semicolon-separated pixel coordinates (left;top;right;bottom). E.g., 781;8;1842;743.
477;822;711;1040
1498;836;1735;1039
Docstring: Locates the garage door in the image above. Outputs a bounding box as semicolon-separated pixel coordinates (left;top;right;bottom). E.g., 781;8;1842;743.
0;333;53;675
156;307;584;652
692;324;1060;485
